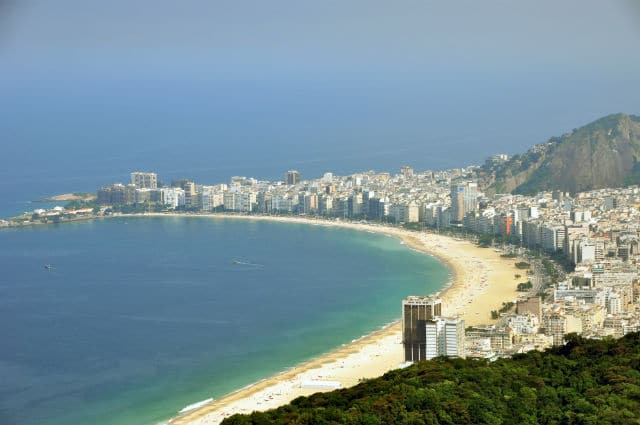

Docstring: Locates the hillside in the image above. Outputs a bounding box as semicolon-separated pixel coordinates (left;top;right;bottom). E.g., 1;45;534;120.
221;333;640;425
488;113;640;195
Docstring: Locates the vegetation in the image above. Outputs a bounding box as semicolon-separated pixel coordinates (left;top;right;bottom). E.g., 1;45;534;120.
64;199;97;210
491;301;515;319
222;333;640;425
488;113;640;195
517;281;533;292
110;203;167;214
402;222;424;231
541;259;560;284
476;233;521;248
478;234;493;248
478;235;493;248
549;250;575;273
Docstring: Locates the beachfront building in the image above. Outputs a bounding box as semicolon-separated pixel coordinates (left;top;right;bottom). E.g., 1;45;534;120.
130;171;158;189
286;170;300;185
160;187;185;208
450;181;478;224
424;317;466;360
402;296;442;362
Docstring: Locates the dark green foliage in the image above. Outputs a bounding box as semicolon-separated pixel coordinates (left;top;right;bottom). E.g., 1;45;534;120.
517;281;533;291
222;334;640;425
476;234;521;248
491;302;514;319
548;250;575;273
402;223;424;231
64;199;97;210
478;235;493;247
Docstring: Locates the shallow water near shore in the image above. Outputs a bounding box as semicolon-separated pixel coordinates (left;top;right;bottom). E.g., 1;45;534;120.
0;216;448;425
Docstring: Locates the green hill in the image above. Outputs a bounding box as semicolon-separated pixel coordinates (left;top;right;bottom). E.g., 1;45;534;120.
488;113;640;195
221;333;640;425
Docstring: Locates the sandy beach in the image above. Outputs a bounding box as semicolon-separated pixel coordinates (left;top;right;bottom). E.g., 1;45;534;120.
154;213;522;425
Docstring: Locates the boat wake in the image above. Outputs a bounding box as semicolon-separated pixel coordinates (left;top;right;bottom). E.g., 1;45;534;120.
232;259;264;267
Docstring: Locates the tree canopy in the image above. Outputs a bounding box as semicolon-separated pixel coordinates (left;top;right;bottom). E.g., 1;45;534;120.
222;333;640;425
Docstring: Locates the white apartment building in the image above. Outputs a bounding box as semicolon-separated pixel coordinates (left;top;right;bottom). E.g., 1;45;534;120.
160;187;185;208
424;317;465;360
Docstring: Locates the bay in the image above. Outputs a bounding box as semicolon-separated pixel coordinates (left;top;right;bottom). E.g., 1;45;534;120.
0;216;449;425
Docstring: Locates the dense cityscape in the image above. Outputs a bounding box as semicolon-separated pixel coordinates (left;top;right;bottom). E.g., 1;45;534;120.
5;155;640;365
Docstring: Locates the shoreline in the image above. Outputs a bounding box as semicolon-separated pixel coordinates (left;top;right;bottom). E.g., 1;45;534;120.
2;211;522;424
138;213;522;425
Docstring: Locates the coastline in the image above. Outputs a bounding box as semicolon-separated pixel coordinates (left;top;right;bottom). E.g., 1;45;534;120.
2;211;522;424
137;213;523;425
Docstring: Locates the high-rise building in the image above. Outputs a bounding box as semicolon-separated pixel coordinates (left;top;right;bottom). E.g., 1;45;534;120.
172;179;196;208
160;187;185;208
130;172;158;189
544;311;582;346
348;193;363;217
97;184;126;205
325;184;336;195
425;317;466;360
303;193;318;214
402;296;442;362
450;182;478;223
401;165;414;178
286;170;300;185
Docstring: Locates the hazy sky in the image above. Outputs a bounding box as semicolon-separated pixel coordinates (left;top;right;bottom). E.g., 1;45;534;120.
2;0;640;80
1;0;640;196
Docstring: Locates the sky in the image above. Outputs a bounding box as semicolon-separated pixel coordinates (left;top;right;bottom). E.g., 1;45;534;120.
2;1;640;79
1;0;640;196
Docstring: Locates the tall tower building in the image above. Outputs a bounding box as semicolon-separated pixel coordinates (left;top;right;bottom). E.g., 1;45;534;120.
450;182;478;223
286;170;300;185
402;296;442;362
130;172;158;189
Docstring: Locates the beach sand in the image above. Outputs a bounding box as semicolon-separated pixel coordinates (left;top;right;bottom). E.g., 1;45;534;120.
155;214;522;425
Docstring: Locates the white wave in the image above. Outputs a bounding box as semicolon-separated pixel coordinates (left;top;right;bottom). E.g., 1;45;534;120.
179;398;213;414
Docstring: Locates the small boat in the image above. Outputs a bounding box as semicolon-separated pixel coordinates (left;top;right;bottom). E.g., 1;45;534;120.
232;259;263;267
44;264;54;270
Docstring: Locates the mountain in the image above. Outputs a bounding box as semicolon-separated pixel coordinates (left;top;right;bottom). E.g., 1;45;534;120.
487;113;640;195
221;333;640;425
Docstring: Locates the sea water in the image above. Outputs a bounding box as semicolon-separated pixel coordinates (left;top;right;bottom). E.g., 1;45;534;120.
0;216;449;425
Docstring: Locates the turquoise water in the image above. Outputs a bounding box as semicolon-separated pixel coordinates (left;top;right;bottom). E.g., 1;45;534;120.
0;217;449;425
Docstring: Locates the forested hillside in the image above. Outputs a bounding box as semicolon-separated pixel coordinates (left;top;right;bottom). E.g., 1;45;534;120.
222;333;640;425
488;113;640;195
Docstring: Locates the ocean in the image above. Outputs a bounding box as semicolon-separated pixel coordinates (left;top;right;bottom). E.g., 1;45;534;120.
2;73;638;219
0;216;449;425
